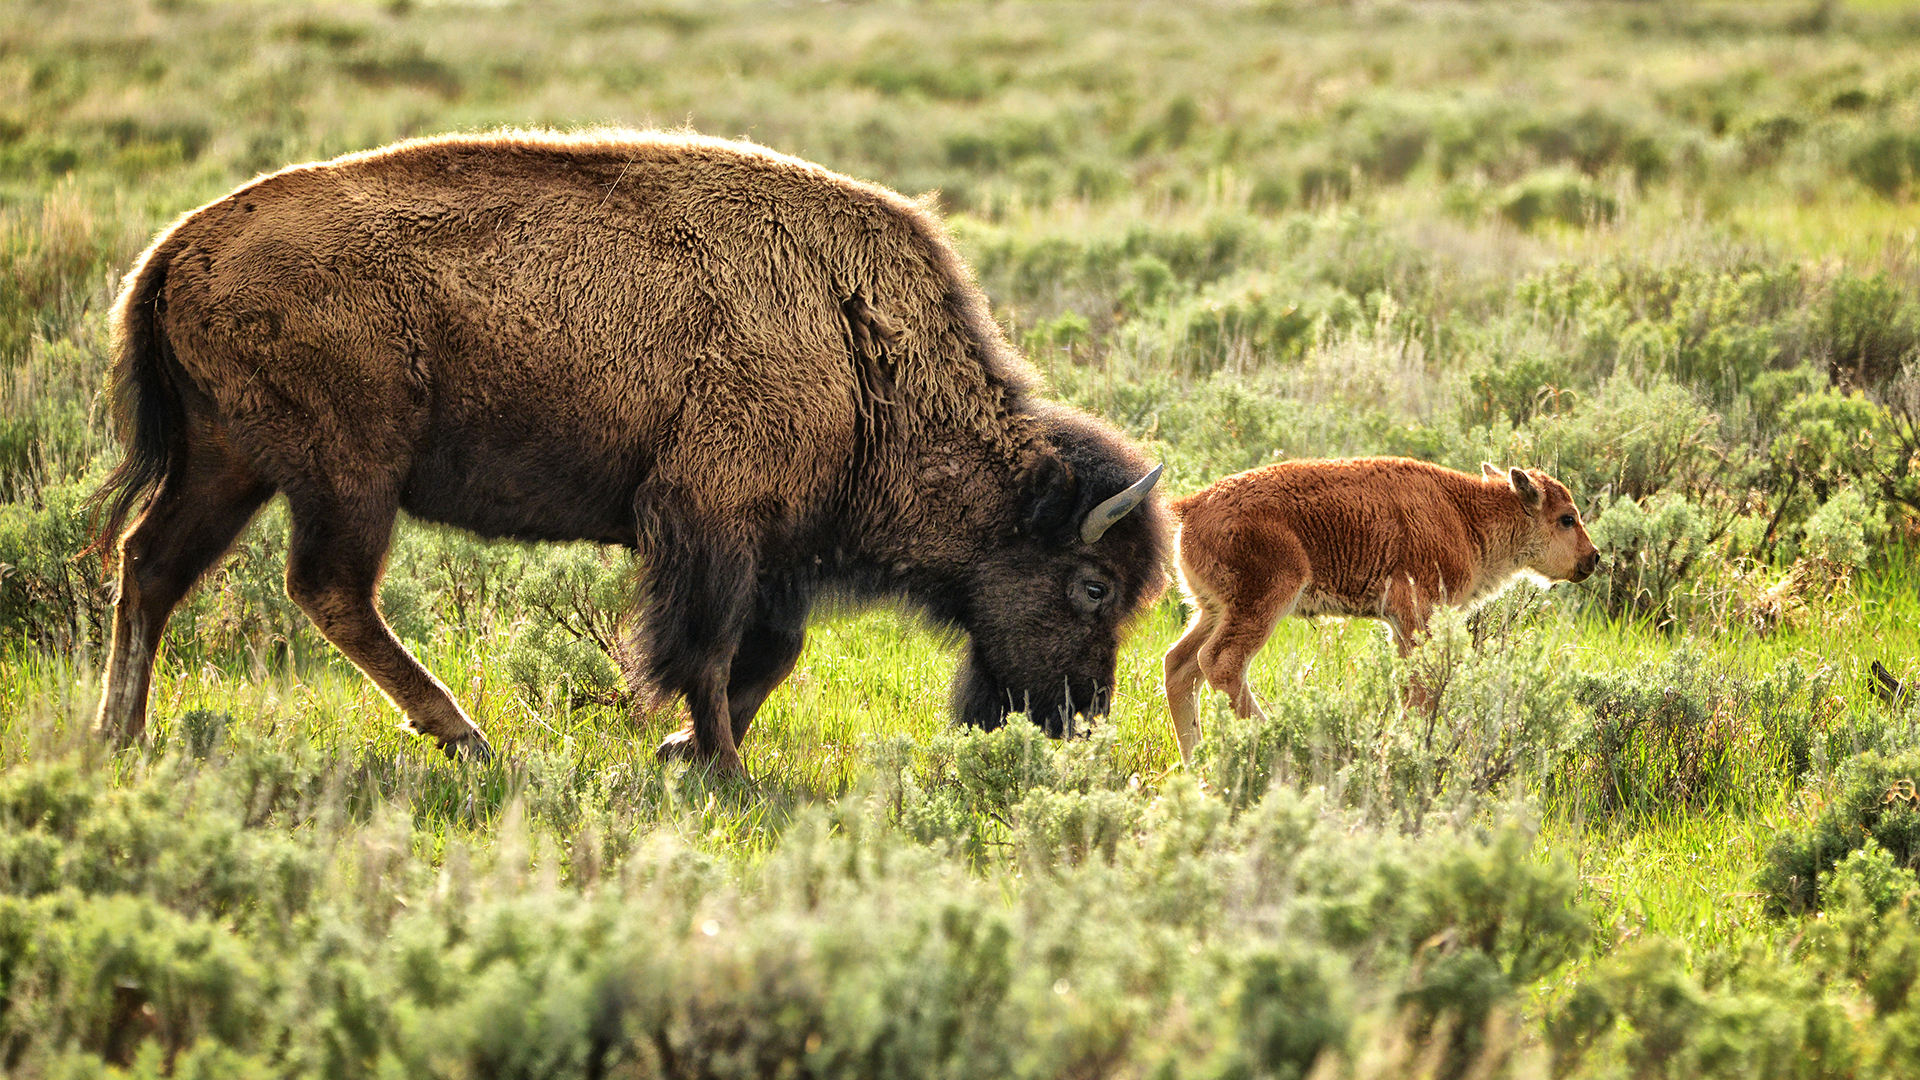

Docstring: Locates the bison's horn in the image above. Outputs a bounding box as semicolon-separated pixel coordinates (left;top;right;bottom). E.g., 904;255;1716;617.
1080;464;1163;545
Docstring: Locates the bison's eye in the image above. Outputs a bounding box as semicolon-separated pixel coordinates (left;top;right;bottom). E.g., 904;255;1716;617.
1558;513;1577;529
1071;577;1111;615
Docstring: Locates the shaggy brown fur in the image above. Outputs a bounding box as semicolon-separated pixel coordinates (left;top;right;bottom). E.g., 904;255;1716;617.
92;130;1168;775
1163;457;1598;763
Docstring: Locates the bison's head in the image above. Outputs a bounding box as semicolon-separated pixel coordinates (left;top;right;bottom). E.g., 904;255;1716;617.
1486;462;1602;584
952;414;1170;737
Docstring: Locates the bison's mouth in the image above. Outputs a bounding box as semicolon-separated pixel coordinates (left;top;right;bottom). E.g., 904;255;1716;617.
1029;682;1112;738
952;652;1112;737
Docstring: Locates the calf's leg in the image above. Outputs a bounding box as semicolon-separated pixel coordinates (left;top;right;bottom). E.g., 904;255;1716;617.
1163;604;1219;765
1195;552;1307;726
96;433;274;746
283;491;491;758
1380;573;1431;658
1381;574;1440;711
1198;608;1280;724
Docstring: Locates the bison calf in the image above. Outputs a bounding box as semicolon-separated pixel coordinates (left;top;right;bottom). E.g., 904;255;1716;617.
1163;457;1599;763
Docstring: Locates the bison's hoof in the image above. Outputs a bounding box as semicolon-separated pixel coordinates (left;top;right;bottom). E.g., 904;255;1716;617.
441;731;494;763
655;729;749;779
655;727;700;761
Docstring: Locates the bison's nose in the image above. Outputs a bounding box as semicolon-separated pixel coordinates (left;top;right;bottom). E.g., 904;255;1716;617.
1575;550;1602;580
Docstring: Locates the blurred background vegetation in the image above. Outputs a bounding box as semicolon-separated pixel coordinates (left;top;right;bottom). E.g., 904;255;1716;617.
9;0;1920;1076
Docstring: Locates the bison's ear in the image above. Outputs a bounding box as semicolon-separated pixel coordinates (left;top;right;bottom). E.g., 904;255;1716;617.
1509;467;1543;511
1481;461;1505;482
1019;453;1079;539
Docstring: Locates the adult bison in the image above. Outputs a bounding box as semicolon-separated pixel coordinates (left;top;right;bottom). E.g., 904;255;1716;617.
91;130;1168;775
1163;457;1598;762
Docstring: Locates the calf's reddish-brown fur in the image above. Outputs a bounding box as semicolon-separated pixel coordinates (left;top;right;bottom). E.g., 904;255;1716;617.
91;130;1168;775
1163;457;1599;762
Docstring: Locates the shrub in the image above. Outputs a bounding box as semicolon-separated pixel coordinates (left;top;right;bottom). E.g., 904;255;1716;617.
1830;839;1915;919
0;689;1609;1079
1525;376;1722;504
0;476;110;656
1583;492;1715;625
1757;389;1903;560
1761;749;1920;916
1;337;114;503
504;545;635;711
1145;276;1323;373
1517;106;1664;182
1195;597;1575;827
1499;169;1618;231
0;190;120;366
1793;485;1881;569
1221;945;1351;1080
1399;826;1589;1077
1820;272;1920;388
1463;352;1567;427
1848;131;1920;198
1563;648;1836;820
1551;936;1861;1080
166;506;314;667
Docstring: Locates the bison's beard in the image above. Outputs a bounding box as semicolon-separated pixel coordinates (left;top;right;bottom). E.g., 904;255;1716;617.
950;646;1111;738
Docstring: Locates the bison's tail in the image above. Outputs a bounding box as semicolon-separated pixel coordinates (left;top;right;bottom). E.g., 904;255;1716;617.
85;243;185;564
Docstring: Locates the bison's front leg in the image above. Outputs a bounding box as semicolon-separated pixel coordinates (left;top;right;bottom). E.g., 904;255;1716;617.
652;668;748;775
723;599;809;745
655;593;808;773
642;529;754;776
656;675;747;776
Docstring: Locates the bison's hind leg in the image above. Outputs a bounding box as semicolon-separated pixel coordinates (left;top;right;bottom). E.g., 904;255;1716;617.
282;490;491;760
96;429;274;747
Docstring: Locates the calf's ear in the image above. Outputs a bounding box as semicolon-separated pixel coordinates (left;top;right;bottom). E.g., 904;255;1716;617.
1509;467;1543;510
1481;461;1505;482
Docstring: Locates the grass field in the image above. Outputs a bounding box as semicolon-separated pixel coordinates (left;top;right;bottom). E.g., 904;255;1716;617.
10;0;1920;1075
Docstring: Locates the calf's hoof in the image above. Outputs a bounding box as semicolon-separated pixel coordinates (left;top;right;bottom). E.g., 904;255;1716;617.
93;724;142;752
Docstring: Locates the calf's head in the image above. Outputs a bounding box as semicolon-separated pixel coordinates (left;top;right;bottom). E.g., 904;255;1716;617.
1485;462;1601;583
953;428;1169;736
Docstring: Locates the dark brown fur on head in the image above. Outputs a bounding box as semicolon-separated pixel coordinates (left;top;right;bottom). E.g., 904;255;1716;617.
950;406;1170;735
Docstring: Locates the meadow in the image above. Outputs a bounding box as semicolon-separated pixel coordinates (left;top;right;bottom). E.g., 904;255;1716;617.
7;0;1920;1075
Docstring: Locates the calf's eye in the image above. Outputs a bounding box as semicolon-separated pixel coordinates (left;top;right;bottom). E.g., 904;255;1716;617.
1559;514;1577;528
